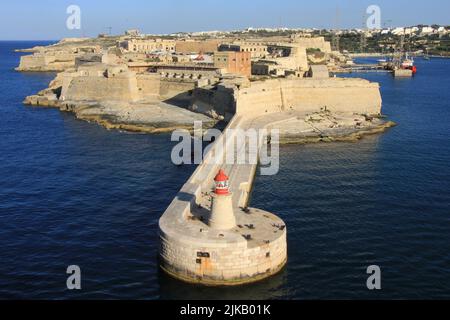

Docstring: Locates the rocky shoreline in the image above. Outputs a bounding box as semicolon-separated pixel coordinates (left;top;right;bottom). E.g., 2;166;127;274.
24;93;395;142
279;120;396;144
24;95;218;134
267;110;397;144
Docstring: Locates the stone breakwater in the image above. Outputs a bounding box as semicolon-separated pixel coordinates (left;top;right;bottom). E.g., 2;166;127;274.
159;115;288;285
158;109;393;285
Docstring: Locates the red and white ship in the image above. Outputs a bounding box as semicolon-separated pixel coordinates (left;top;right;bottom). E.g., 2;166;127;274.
400;53;417;74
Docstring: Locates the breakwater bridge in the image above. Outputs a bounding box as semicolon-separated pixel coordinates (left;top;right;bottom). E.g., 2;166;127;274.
158;113;289;285
337;64;392;73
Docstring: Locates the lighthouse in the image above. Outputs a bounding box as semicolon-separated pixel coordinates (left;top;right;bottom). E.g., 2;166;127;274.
208;169;236;230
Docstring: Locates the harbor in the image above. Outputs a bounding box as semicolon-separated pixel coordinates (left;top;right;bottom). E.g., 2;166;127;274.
1;0;450;303
337;53;419;77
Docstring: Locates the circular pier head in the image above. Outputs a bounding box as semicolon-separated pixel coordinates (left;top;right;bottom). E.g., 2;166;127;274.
159;170;287;286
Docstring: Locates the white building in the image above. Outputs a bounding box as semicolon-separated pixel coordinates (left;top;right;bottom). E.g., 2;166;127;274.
421;27;434;35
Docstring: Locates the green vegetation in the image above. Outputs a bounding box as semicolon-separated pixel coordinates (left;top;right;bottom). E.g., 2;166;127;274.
316;29;450;55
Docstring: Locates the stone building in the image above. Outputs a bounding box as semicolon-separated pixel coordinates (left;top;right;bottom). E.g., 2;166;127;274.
214;51;251;77
219;42;268;59
120;39;176;53
125;29;140;37
251;46;308;76
290;35;332;53
307;65;329;79
175;39;222;54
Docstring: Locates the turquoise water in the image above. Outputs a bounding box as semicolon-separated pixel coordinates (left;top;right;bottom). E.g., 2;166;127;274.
1;43;449;299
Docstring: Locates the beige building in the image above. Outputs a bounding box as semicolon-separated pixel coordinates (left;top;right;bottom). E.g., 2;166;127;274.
175;39;222;54
121;39;176;53
219;42;268;59
307;65;329;79
214;51;251;77
290;35;332;53
251;46;308;76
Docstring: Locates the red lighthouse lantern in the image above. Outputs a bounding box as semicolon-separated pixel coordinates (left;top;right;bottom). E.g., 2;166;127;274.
214;169;230;195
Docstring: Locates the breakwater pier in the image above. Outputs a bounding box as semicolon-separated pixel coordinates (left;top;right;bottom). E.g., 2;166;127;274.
158;114;288;285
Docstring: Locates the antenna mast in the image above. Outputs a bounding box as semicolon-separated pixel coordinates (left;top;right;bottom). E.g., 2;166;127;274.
360;14;367;53
331;7;340;52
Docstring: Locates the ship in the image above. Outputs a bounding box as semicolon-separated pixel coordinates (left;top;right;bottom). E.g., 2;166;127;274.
400;53;417;74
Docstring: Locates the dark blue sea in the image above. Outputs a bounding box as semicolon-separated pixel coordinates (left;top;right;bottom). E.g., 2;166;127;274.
1;42;449;299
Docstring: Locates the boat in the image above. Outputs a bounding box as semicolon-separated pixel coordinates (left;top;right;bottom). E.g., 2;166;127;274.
389;52;418;76
400;53;417;74
401;53;414;67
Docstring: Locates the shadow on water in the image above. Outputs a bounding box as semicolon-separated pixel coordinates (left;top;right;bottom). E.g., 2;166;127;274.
157;266;291;300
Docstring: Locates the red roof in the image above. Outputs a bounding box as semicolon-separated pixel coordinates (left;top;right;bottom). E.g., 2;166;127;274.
214;169;229;182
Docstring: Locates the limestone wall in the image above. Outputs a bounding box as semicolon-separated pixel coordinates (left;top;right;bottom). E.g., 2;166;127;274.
292;36;332;53
17;52;79;72
191;77;381;121
63;71;140;102
159;219;286;284
137;74;160;100
236;78;382;116
17;54;48;71
236;81;285;114
158;68;219;80
175;40;222;54
160;78;196;101
191;85;236;120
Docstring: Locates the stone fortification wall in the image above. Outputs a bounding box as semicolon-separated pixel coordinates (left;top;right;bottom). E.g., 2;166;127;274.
63;72;139;102
59;65;140;102
236;78;382;116
159;217;287;285
158;68;219;80
191;77;382;120
175;40;222;54
160;78;197;101
292;36;332;53
17;52;79;72
191;85;236;120
55;64;163;102
137;74;161;100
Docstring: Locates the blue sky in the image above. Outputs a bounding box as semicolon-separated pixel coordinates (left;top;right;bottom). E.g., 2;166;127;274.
1;0;449;40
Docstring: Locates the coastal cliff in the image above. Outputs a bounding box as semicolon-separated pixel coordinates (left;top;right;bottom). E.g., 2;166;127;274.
15;37;119;72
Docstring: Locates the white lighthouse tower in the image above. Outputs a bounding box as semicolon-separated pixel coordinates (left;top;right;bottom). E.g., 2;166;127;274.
208;169;236;230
